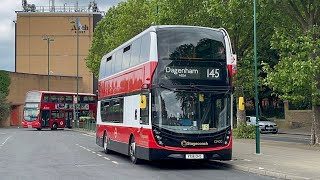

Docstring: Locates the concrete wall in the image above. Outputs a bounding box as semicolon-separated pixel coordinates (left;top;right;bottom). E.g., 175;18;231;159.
284;101;312;128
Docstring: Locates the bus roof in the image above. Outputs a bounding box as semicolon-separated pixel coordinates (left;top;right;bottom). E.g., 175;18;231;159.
27;90;96;96
102;25;223;59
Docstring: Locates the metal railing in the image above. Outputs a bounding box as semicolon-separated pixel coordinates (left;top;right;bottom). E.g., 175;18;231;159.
73;117;96;132
31;5;99;13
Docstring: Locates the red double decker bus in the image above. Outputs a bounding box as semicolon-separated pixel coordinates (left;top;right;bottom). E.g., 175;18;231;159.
96;25;236;163
22;90;97;130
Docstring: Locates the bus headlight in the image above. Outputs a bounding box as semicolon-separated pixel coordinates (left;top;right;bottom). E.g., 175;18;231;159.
225;129;231;145
153;129;160;135
153;128;164;146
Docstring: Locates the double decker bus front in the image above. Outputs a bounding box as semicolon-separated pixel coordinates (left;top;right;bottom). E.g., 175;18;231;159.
22;91;42;129
149;27;232;160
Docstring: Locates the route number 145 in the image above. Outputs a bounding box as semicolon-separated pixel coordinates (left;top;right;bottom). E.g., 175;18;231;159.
207;69;220;79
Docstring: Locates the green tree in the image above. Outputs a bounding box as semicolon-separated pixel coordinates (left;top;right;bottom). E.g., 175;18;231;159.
0;70;10;96
86;0;282;128
264;0;320;144
86;0;156;76
0;92;10;122
0;70;11;122
205;0;280;125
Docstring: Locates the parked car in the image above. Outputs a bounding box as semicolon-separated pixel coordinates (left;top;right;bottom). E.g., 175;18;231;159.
246;116;278;134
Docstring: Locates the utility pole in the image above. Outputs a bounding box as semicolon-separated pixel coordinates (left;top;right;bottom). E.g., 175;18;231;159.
70;17;82;128
253;0;260;154
43;35;54;91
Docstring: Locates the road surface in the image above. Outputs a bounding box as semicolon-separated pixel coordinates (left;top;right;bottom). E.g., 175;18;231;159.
0;128;275;180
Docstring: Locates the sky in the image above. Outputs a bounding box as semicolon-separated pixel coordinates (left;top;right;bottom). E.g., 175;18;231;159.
0;0;123;71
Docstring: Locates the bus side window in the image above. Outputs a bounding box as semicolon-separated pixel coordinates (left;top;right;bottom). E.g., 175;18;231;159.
99;56;107;79
105;56;113;77
51;110;58;119
83;96;89;103
43;94;50;102
88;96;95;103
51;95;58;103
122;45;131;70
58;95;65;103
65;96;73;103
60;111;65;119
101;100;109;122
114;51;123;74
140;33;151;63
130;38;141;67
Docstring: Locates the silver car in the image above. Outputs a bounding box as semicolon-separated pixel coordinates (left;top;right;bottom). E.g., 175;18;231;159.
246;116;278;134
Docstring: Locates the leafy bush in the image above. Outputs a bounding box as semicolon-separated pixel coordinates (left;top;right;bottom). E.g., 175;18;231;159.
233;122;256;139
0;92;10;121
0;70;10;96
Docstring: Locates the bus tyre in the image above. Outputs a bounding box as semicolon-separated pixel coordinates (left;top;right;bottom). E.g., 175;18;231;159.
51;123;58;130
36;128;41;131
103;133;110;154
129;137;140;164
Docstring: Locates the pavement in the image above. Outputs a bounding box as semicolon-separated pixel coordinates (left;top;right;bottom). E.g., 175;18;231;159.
75;128;320;180
278;127;311;136
219;139;320;180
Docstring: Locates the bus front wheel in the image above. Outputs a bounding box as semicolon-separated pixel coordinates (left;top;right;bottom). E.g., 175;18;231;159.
36;128;41;131
129;136;140;164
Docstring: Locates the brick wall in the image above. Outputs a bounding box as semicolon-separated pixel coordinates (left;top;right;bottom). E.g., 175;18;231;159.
284;101;312;128
0;72;83;127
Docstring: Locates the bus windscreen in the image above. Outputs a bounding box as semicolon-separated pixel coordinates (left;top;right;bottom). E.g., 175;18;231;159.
157;27;226;61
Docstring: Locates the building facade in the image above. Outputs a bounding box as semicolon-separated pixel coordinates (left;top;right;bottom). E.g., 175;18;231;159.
1;5;102;127
15;12;101;93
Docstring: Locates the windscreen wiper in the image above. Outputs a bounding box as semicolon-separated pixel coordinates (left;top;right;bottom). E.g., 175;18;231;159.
155;84;187;92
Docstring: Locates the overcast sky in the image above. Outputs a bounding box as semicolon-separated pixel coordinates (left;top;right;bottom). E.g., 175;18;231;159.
0;0;124;71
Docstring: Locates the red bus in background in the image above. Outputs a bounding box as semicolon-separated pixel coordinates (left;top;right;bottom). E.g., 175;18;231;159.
22;90;97;130
96;25;236;164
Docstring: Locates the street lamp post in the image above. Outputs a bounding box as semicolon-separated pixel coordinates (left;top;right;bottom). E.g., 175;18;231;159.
72;17;82;128
253;0;260;154
43;35;54;91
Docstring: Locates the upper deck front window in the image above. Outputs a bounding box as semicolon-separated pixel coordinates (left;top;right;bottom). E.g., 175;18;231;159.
25;91;41;103
157;27;226;61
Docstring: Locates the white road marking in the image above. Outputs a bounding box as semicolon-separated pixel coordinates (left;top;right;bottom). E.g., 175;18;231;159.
1;136;12;145
75;164;105;167
82;133;95;138
76;144;118;165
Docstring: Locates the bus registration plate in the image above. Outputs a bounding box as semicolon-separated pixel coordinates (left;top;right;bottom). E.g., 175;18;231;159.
186;154;204;159
28;125;32;128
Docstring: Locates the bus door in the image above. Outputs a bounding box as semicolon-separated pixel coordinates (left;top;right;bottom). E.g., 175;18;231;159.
50;110;65;129
40;110;50;128
65;111;73;128
139;94;150;145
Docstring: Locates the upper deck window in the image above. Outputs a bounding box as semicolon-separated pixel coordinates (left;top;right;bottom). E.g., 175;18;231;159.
25;91;41;103
157;27;226;61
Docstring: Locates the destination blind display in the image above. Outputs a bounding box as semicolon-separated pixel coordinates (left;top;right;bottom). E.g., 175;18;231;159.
164;66;224;80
